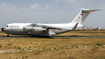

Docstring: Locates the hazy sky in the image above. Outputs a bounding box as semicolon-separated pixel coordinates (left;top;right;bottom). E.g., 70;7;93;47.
0;0;105;28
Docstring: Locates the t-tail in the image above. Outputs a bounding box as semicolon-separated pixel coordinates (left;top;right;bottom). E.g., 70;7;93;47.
70;8;100;24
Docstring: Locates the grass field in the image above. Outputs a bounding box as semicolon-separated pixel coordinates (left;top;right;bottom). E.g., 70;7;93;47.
0;31;105;59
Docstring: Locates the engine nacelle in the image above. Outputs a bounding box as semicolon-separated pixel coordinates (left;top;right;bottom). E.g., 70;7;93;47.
32;27;46;33
23;26;32;32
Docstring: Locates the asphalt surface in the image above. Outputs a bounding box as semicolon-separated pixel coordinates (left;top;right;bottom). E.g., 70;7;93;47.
0;36;105;38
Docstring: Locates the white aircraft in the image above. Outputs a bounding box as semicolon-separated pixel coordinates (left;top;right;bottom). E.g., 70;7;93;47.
1;8;100;37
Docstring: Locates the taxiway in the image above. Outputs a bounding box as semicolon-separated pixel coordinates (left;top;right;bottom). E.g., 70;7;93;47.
0;36;105;38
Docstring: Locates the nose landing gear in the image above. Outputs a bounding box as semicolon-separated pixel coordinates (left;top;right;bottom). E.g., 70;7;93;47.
1;28;4;32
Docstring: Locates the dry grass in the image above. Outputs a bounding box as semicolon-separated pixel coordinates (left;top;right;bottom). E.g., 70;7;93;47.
0;31;105;59
56;30;105;36
0;38;105;59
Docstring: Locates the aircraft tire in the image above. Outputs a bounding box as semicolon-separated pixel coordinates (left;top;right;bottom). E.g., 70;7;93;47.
7;34;9;37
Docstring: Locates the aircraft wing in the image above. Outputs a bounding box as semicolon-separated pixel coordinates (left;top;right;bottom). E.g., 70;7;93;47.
30;23;63;29
30;23;78;30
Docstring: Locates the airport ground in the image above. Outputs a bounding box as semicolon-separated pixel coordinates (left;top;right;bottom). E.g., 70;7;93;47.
0;31;105;59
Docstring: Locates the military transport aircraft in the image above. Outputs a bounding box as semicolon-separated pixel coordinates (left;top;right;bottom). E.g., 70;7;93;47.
1;8;100;37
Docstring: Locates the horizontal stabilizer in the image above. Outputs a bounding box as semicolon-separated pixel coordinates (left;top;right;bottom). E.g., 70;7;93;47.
82;9;101;13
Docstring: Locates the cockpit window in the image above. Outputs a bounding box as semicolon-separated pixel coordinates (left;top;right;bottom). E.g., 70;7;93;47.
6;25;8;27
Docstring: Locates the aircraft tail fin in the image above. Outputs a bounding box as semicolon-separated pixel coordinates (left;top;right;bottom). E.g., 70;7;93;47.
70;8;100;24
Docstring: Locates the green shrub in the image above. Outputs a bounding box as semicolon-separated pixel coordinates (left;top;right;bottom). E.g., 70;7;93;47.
29;46;31;49
75;46;78;48
71;45;75;48
22;56;24;59
22;48;24;51
0;45;2;48
8;43;11;45
18;47;21;49
96;43;102;46
61;46;64;49
25;56;28;58
54;47;56;50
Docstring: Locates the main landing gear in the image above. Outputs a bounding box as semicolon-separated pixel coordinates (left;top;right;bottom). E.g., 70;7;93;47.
7;34;9;37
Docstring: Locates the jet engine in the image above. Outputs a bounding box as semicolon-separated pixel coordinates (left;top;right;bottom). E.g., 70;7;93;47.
23;26;46;33
23;26;32;32
32;27;46;33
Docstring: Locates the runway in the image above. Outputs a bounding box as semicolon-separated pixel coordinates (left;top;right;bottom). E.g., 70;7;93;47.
54;36;105;38
0;36;105;38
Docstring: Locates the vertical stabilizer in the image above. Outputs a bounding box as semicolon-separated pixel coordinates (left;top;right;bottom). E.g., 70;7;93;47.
70;8;100;24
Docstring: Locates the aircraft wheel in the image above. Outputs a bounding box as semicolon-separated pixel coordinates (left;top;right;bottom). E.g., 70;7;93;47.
7;34;9;37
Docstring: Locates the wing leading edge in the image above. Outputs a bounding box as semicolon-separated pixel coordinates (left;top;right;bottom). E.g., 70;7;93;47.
30;23;78;30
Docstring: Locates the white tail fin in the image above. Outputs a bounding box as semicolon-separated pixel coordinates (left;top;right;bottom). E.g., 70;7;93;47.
70;8;100;24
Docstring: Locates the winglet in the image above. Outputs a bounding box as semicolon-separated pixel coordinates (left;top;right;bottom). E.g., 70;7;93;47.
72;23;78;31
